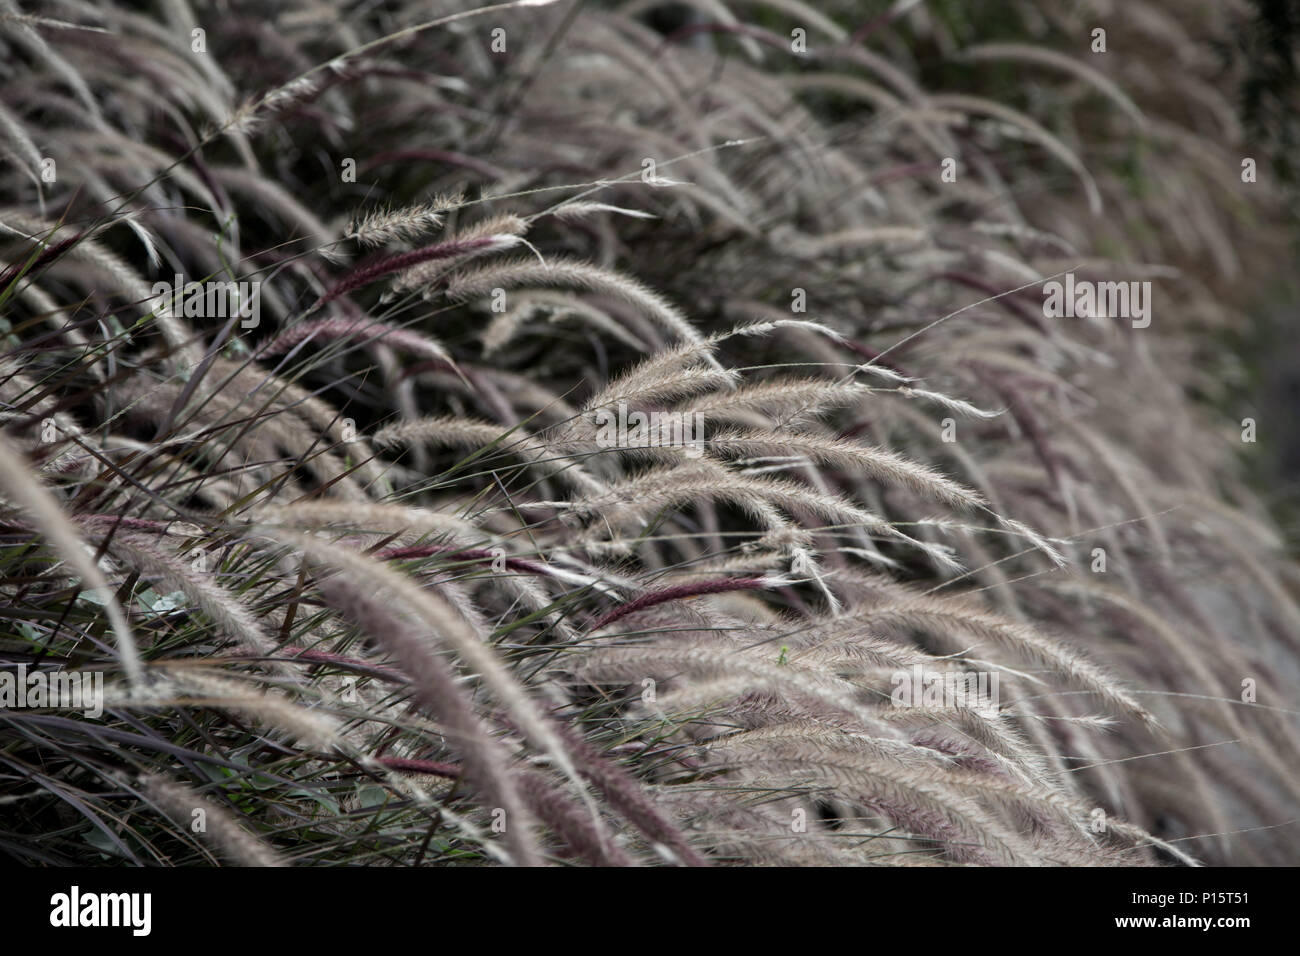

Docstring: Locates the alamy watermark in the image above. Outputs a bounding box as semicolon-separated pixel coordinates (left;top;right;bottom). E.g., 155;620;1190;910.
1042;272;1151;329
151;274;261;329
594;401;705;457
890;665;1000;715
0;664;103;718
50;886;151;936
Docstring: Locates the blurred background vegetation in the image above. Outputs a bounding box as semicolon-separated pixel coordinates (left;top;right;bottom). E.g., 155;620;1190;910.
641;0;1300;550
